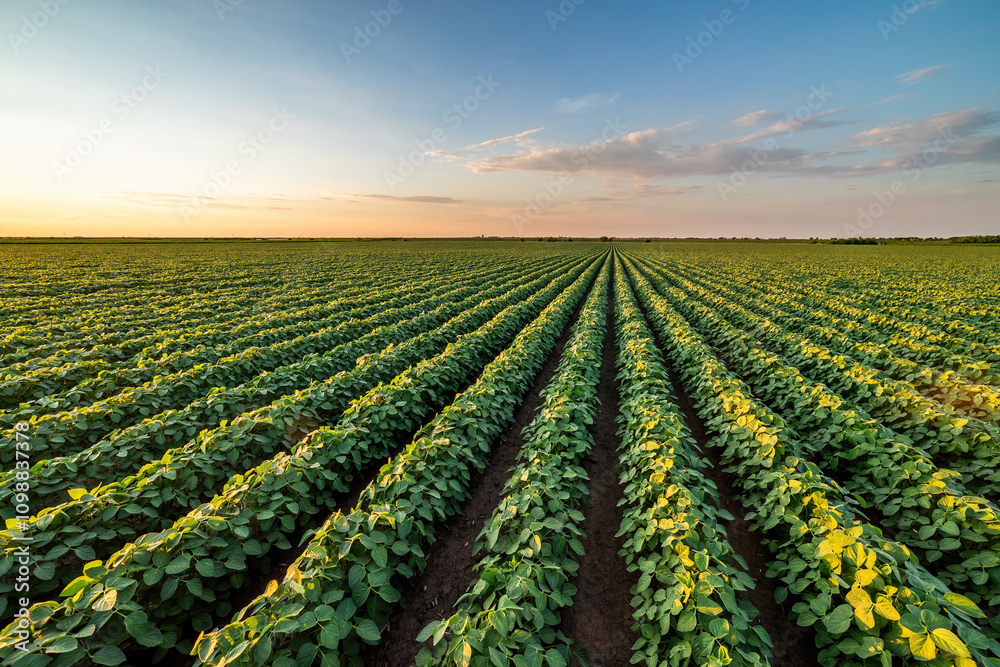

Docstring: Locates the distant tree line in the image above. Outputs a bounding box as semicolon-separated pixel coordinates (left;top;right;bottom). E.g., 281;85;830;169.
829;238;880;245
950;235;1000;244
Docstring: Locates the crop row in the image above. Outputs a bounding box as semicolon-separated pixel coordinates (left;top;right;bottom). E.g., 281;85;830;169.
0;255;600;622
0;273;375;367
662;259;1000;418
0;256;607;665
417;254;609;666
0;259;580;512
0;274;442;411
634;259;1000;619
0;270;531;515
610;260;771;666
668;258;1000;381
0;251;560;379
183;254;609;666
648;262;1000;502
623;256;999;667
0;254;561;409
0;246;491;346
0;254;570;438
665;251;1000;350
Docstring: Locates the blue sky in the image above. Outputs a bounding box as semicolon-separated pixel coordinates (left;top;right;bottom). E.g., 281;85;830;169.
1;0;998;237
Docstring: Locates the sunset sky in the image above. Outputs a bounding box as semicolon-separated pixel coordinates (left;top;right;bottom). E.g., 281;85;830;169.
1;0;998;238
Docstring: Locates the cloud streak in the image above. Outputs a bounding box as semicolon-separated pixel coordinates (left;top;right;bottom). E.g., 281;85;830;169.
729;110;784;128
463;127;545;150
895;63;953;85
356;194;463;204
731;108;858;144
848;107;1000;151
470;127;808;179
465;107;1000;182
96;191;249;210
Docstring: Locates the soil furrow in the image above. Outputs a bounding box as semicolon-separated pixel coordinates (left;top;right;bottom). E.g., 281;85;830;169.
363;270;596;667
560;261;639;667
629;260;820;667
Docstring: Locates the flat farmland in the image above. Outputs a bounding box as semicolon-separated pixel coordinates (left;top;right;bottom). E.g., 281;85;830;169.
1;241;999;667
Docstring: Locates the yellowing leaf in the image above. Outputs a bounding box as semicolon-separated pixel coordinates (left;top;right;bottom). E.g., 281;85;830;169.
846;587;872;610
92;588;117;612
943;592;986;619
909;633;937;661
930;628;970;658
854;604;875;631
873;596;900;621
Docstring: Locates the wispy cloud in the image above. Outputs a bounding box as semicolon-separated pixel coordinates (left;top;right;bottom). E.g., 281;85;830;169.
467;107;1000;182
895;63;954;85
612;184;703;198
554;92;622;114
470;127;807;179
463;127;545;151
799;108;1000;176
732;108;858;143
729;110;785;128
356;194;463;204
96;191;249;210
580;185;702;201
848;107;999;151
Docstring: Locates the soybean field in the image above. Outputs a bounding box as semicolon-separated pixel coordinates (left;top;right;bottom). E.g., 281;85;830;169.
1;240;999;667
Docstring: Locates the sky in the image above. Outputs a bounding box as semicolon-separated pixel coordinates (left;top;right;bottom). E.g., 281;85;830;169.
1;0;998;238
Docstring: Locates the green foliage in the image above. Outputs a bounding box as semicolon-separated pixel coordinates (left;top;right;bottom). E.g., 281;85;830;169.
611;263;770;666
419;258;610;666
183;254;604;665
623;257;1000;667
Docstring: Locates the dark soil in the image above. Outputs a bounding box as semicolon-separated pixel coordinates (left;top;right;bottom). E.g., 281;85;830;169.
363;278;595;667
560;266;639;667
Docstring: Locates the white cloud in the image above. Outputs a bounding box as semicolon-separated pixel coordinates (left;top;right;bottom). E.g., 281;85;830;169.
729;110;785;128
469;127;806;179
849;108;1000;151
463;128;545;151
465;107;1000;182
895;63;954;85
732;109;858;143
553;92;622;114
